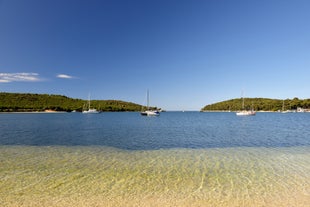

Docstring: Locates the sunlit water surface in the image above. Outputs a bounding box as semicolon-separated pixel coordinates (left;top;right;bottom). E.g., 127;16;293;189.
0;112;309;206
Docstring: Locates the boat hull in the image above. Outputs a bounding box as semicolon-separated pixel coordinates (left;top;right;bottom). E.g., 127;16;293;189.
236;111;256;116
82;109;100;114
141;110;160;116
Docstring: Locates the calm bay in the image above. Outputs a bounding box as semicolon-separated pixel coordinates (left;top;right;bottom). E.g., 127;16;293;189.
0;112;309;206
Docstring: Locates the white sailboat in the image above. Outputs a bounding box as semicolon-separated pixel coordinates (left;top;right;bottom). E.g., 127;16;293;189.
82;94;100;114
236;96;256;116
141;90;160;116
281;99;290;113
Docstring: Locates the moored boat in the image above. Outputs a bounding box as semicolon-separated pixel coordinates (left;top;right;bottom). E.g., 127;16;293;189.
82;94;100;114
140;110;160;116
236;110;256;116
236;94;256;116
141;90;160;116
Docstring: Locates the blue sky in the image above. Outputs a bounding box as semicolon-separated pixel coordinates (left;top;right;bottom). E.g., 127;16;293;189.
1;0;310;110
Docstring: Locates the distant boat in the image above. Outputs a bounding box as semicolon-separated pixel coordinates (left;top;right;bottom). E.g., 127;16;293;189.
141;90;160;116
140;110;160;116
82;94;100;114
281;99;290;113
236;95;256;116
236;110;256;116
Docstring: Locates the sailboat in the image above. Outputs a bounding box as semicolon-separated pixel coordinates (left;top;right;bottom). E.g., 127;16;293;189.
236;96;256;116
281;99;289;113
82;94;100;114
140;90;160;116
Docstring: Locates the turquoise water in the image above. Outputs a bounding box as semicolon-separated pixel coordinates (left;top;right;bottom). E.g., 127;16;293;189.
0;112;309;206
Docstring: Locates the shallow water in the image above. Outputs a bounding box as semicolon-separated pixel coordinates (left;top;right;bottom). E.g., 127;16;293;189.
0;112;309;206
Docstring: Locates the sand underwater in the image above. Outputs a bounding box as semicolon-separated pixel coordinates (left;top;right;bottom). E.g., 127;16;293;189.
0;146;309;207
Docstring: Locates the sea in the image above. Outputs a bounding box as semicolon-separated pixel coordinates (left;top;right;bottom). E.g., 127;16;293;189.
0;112;309;206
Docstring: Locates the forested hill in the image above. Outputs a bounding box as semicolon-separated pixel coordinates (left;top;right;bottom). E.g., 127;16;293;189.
201;98;310;112
0;92;145;112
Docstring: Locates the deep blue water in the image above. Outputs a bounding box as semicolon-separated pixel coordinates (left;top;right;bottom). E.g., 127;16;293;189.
0;112;309;150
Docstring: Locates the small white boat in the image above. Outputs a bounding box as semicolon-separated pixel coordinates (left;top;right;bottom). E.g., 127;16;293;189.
82;94;100;114
236;94;256;116
141;90;160;116
236;110;256;116
281;100;291;113
82;108;100;114
141;110;160;116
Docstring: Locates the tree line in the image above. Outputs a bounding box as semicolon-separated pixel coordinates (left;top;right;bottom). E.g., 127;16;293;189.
201;97;310;112
0;92;146;112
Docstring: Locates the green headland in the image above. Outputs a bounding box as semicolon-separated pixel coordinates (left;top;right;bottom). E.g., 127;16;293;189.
201;97;310;112
0;92;148;112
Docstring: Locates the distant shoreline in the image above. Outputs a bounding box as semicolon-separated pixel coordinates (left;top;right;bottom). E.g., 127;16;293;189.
0;92;149;112
0;111;69;114
201;110;310;113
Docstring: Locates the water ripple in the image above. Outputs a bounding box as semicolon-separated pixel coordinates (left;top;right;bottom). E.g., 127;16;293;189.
0;112;309;150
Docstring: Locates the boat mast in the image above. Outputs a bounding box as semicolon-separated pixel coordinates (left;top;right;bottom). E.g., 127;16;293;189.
88;94;91;110
147;89;149;110
242;97;245;110
241;91;245;110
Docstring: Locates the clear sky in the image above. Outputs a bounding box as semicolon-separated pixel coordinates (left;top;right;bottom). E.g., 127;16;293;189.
1;0;310;110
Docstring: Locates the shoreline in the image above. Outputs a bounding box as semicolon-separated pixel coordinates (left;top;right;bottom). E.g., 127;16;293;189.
201;110;310;113
0;111;69;114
